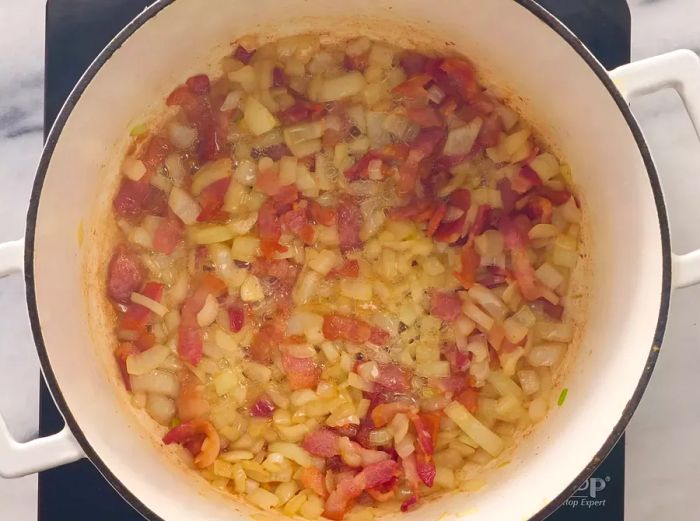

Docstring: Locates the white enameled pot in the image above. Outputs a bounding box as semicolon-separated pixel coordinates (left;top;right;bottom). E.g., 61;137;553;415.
2;1;700;520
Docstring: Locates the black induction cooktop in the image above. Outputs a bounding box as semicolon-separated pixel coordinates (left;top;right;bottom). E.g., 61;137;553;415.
40;1;630;519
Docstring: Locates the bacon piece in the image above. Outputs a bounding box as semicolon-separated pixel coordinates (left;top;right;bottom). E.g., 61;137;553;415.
250;394;276;417
449;189;471;211
415;452;436;487
153;213;184;254
107;247;144;304
398;129;445;196
374;363;410;392
337;196;363;252
323;460;399;520
500;215;541;301
282;351;320;390
273;184;300;208
456;387;480;413
162;419;220;468
387;199;436;222
430;291;462;321
255;168;282;196
400;52;428;77
470;204;492;239
433;212;467;244
176;371;210;421
249;314;286;364
178;274;227;365
522;195;554;224
391;74;432;101
536;187;573;206
227;305;245;332
197;177;231;222
309;200;337;226
185;74;210;95
257;199;285;259
278;100;324;125
406;105;443;128
426;202;447;237
440;58;478;101
140;185;168;217
134;331;156;351
368;327;390;347
454;244;480;290
497;178;518;214
323;314;372;343
301;465;327;498
281;206;315;245
401;495;418;512
113;179;150;219
476;112;502;148
251;258;300;289
538;298;564;320
233;45;255;64
511;165;542;194
443;343;471;373
303;429;341;458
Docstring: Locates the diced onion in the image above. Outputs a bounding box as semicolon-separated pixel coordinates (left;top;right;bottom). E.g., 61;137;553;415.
168;187;201;225
126;344;171;376
487;371;524;398
231;236;260;262
287;343;316;358
368;428;392;446
527;343;565;367
560;197;581;223
145;393;175;425
240;274;264;302
121;157;147;181
318;71;367;102
267;442;312;467
517;369;540;396
467;284;508;321
528;224;559;240
130;291;168;317
340;278;373;301
529;153;560;182
307;249;339;275
234;159;258;186
189;225;236;245
536;322;573;343
443;117;482;156
168;122;197;150
415;361;450;378
244;96;279;136
191;158;232;196
444;401;504;457
130;370;179;398
535;263;564;291
249;487;280;510
196;294;219;327
293;270;321;305
220;90;243;112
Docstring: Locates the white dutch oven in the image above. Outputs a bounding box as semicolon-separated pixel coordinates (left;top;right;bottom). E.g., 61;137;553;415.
1;0;700;519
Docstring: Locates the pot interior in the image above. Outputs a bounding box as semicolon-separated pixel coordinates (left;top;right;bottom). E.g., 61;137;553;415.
29;0;666;519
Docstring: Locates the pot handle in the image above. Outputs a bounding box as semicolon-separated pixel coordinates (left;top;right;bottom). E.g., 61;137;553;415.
611;49;700;289
0;238;84;478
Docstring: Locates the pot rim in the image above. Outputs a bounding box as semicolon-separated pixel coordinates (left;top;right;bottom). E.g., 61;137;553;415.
24;1;672;519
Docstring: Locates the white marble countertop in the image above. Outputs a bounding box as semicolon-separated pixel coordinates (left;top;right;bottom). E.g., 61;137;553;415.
1;0;699;519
